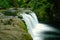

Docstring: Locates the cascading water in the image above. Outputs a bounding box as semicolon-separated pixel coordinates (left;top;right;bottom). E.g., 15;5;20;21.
20;10;59;40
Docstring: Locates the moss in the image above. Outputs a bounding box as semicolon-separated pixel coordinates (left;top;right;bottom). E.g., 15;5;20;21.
18;20;28;32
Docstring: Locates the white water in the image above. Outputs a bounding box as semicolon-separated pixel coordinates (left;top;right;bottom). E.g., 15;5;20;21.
20;11;57;40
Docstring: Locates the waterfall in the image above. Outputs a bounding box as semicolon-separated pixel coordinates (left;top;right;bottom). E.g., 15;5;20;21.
20;11;58;40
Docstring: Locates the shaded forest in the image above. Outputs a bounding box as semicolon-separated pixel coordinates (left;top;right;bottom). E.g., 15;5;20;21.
0;0;60;28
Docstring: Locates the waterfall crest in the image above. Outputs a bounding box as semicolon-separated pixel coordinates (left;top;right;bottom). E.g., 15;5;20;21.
20;11;57;40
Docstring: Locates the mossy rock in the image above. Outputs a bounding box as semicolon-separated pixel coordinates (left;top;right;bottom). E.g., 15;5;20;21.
0;25;32;40
0;14;32;40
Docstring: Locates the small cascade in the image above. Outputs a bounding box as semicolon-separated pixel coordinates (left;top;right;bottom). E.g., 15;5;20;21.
20;10;58;40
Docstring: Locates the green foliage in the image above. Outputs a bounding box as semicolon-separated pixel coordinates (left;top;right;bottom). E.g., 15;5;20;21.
20;0;54;22
15;0;54;23
9;0;19;7
0;0;11;8
0;0;54;23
